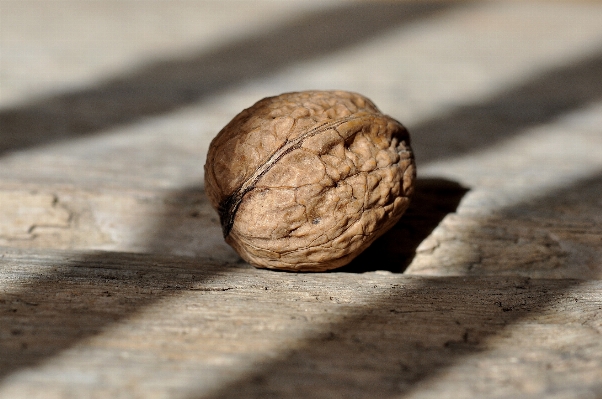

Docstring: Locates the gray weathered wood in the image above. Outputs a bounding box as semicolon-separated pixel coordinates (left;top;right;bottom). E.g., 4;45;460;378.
1;249;601;399
1;1;602;398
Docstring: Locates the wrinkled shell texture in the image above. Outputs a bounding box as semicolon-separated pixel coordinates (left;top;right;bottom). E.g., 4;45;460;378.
204;91;415;271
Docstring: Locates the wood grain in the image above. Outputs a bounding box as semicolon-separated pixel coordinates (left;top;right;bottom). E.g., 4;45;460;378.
1;1;602;398
0;249;600;398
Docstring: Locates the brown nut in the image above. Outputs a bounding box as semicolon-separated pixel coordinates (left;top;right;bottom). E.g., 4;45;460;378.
204;90;415;271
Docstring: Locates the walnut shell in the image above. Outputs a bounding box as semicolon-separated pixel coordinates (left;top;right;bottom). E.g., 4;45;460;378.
204;91;415;271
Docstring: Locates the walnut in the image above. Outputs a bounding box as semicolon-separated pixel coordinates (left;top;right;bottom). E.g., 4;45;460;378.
204;91;415;271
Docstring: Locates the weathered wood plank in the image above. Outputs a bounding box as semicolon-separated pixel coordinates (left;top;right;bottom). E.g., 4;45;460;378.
1;1;602;398
0;184;236;262
0;249;600;398
1;170;600;280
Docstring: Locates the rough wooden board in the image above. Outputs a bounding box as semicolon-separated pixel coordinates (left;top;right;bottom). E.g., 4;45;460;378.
0;249;600;399
1;1;602;398
0;183;235;261
1;169;600;279
0;178;462;267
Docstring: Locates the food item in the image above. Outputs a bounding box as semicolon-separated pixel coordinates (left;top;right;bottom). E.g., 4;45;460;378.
204;91;415;271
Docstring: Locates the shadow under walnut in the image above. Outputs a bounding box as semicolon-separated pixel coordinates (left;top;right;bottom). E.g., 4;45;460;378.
339;178;469;274
204;91;415;271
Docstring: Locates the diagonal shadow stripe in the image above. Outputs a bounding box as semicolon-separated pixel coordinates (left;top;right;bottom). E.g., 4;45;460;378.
157;52;602;399
0;179;466;387
0;2;601;395
194;172;602;399
0;1;456;154
411;50;602;164
0;251;237;379
0;1;463;382
0;177;464;383
143;48;602;273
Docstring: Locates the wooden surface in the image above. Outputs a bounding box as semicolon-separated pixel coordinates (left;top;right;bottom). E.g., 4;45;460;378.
1;1;602;398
